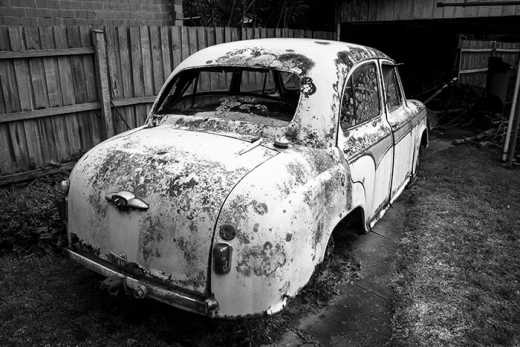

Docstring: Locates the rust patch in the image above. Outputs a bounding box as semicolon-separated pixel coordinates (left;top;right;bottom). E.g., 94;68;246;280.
175;236;198;265
70;233;101;257
168;174;198;197
214;47;314;76
177;270;206;289
139;215;165;263
285;233;292;242
236;229;251;244
313;220;324;249
300;77;316;98
252;200;268;215
277;53;315;74
236;242;287;277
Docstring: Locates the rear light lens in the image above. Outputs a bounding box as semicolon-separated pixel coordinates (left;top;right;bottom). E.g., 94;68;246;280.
213;243;232;275
219;224;236;241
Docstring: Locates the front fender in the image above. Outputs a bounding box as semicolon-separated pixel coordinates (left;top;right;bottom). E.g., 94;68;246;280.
210;146;352;317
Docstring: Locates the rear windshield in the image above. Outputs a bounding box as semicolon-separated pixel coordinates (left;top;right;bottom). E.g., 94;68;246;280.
154;67;301;126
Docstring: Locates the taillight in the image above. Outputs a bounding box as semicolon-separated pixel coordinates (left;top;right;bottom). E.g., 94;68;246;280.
219;224;236;241
213;243;232;275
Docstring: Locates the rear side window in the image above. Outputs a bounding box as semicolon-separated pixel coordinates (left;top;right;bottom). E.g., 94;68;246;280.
382;64;402;112
340;62;381;130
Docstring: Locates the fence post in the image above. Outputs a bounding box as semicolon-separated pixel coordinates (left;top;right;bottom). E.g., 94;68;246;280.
92;29;114;138
503;55;520;164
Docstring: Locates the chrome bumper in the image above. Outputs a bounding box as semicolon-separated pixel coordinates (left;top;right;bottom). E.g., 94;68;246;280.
67;249;218;316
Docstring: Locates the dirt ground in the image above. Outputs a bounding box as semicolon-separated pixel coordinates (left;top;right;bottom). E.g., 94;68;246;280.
1;133;519;346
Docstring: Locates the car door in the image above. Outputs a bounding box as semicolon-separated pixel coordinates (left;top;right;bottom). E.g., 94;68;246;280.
381;62;414;200
337;60;394;224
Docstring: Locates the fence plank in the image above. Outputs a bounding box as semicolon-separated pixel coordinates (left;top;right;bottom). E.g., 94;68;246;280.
140;26;154;96
161;26;172;81
92;29;114;138
25;26;55;165
150;26;163;94
106;25;124;133
171;26;182;70
0;27;17;173
129;26;144;97
188;26;198;56
0;47;95;60
55;26;82;157
8;27;33;111
0;102;100;123
106;26;122;100
53;27;75;105
117;26;136;130
24;27;48;109
79;26;97;102
38;27;61;107
39;26;69;162
129;26;145;126
9;27;43;168
181;26;190;60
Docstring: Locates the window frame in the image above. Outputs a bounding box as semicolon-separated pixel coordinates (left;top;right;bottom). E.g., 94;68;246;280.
153;66;302;116
338;59;385;133
380;60;406;113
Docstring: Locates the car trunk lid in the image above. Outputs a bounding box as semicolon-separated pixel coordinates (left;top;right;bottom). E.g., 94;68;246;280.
68;125;277;294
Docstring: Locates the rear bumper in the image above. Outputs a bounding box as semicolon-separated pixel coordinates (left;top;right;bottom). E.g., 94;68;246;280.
67;249;218;316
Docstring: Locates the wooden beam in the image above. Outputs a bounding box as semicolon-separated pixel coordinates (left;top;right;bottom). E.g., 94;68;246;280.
0;161;75;186
459;67;489;74
503;56;520;164
0;102;100;124
0;47;95;60
438;1;520;7
92;29;114;138
461;48;520;53
111;96;156;108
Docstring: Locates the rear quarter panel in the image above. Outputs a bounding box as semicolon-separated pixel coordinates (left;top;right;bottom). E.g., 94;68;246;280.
211;146;352;317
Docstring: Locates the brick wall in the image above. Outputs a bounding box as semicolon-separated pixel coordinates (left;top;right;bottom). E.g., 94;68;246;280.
0;0;183;26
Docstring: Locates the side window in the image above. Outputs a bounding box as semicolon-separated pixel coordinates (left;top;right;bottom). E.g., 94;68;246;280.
340;62;381;130
382;64;402;112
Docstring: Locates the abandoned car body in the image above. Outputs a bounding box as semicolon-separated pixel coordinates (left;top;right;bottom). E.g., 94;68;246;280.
63;38;428;318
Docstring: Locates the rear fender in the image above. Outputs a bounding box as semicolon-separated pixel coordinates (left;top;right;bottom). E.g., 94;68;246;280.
210;146;354;317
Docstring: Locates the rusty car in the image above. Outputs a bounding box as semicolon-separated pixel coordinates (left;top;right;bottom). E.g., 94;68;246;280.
60;38;428;318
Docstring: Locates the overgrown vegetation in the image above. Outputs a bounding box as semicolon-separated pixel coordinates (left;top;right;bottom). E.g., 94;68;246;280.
392;138;520;345
0;173;68;255
182;0;332;29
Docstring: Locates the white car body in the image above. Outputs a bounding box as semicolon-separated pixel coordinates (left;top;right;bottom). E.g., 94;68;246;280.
65;38;428;318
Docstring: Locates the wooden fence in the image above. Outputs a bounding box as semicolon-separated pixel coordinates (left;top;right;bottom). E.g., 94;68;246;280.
458;39;520;100
0;25;334;179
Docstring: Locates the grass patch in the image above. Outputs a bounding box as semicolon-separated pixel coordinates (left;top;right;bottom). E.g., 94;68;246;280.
392;140;520;346
0;173;68;255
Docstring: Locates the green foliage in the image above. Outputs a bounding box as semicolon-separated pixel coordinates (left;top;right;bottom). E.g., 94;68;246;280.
183;0;314;28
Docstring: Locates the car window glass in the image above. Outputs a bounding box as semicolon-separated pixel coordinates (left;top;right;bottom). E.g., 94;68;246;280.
196;71;233;93
241;70;277;95
280;71;300;91
340;62;380;130
155;67;299;126
382;64;402;112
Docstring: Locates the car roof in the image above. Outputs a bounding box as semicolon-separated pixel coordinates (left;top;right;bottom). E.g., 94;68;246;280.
174;38;392;77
